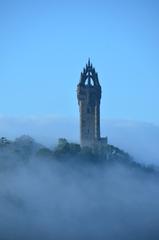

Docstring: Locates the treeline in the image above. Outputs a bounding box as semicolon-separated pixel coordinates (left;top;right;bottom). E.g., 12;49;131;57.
0;135;155;173
37;138;99;161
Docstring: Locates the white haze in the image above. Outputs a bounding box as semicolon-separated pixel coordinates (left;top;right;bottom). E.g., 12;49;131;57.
0;158;159;240
0;116;159;239
0;115;159;165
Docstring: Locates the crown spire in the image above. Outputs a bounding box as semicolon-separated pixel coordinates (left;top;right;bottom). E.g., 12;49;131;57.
88;58;91;67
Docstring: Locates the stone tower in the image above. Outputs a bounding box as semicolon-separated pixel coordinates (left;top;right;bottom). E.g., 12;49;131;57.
77;59;102;148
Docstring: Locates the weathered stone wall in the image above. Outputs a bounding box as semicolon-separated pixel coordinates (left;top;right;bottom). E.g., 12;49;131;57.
77;84;101;148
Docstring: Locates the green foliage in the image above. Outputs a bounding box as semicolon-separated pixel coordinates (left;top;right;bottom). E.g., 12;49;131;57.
0;135;157;175
54;138;70;154
69;143;81;154
53;138;81;157
36;148;53;159
78;146;98;161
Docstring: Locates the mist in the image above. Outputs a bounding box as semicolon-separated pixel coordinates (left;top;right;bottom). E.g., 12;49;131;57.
0;154;159;239
0;115;159;165
0;116;159;239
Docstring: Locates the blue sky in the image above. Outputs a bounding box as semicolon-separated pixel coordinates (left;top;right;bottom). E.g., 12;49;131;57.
0;0;159;124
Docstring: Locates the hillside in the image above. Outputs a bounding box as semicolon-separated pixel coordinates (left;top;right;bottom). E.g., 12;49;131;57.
0;135;156;174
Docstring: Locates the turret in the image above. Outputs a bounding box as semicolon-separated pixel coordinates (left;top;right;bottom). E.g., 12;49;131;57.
77;59;101;148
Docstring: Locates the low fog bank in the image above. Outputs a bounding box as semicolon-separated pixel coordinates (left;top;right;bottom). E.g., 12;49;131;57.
104;119;159;166
0;116;159;165
0;156;159;240
0;116;159;239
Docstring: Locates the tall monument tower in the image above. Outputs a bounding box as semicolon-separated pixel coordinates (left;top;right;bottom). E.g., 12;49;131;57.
77;59;102;148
